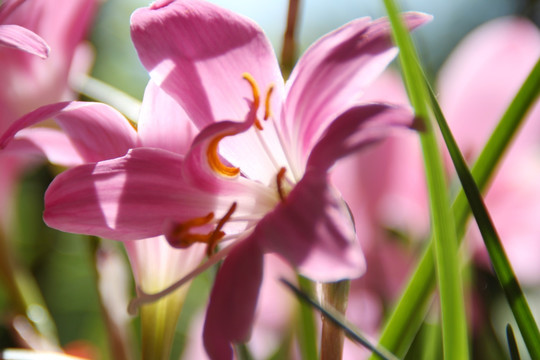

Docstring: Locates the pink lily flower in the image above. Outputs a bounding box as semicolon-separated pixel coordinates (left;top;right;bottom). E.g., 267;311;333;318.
1;81;208;357
1;1;429;358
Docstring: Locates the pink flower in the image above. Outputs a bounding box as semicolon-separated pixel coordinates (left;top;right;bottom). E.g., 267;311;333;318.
0;0;97;130
1;1;429;358
438;16;540;285
0;0;49;59
0;0;97;228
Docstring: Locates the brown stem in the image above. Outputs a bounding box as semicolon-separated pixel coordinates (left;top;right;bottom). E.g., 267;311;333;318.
281;0;301;78
320;280;350;360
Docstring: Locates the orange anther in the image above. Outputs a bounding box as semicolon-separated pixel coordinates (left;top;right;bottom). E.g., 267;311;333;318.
242;73;260;111
205;202;237;256
276;167;287;202
264;85;274;120
168;212;215;248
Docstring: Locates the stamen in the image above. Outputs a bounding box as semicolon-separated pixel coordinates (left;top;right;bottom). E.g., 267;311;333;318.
242;73;260;110
167;212;215;248
205;202;237;256
167;203;237;256
264;85;274;120
276;167;288;201
207;133;240;177
205;73;262;176
243;73;263;131
254;119;264;131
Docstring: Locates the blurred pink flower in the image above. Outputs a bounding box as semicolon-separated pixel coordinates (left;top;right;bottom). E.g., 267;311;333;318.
438;16;540;285
1;1;429;358
0;0;49;59
0;0;97;229
0;0;97;129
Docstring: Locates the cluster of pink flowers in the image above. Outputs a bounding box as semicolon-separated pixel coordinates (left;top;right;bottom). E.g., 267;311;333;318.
1;0;539;359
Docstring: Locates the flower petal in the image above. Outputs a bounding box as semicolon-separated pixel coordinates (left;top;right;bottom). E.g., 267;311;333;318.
3;127;84;167
130;0;284;129
0;24;49;58
306;104;414;174
283;12;429;169
138;80;197;155
44;147;220;241
256;173;365;282
203;237;264;360
0;101;139;162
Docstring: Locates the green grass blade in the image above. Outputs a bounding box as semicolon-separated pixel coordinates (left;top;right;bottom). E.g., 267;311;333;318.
426;80;540;358
507;324;522;360
378;0;468;358
374;29;540;360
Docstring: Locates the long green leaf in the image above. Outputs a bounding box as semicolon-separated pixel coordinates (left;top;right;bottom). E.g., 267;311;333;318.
374;28;540;360
507;324;521;360
378;0;468;358
426;80;540;358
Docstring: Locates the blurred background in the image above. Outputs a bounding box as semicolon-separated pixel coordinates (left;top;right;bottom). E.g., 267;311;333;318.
1;0;539;359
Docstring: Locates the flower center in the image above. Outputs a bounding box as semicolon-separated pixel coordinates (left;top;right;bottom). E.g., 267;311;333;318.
169;75;287;255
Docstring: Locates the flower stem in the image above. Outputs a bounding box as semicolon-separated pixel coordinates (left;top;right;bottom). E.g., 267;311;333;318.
139;286;188;360
281;0;301;78
296;275;318;360
89;238;133;360
0;225;59;346
320;280;350;360
381;0;469;358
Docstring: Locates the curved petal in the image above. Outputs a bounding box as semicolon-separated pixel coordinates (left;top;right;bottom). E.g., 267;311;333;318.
0;101;139;162
138;80;197;155
203;237;264;360
0;24;49;58
256;173;365;282
130;0;284;129
44;147;220;241
3;127;84;166
4;0;98;61
283;12;429;170
306;104;414;174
